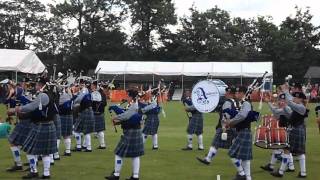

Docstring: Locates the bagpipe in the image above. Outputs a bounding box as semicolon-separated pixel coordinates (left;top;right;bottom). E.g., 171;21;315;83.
223;107;260;123
181;96;193;119
315;105;320;133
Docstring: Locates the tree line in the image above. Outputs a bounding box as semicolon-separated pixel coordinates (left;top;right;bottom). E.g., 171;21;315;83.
0;0;319;83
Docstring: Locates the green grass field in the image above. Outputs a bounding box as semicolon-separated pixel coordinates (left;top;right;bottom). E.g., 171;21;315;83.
0;102;319;180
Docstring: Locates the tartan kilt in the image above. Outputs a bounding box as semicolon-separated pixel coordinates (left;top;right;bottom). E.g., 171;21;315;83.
288;125;306;155
60;114;73;137
74;108;95;134
142;114;159;135
228;129;252;160
94;113;106;132
22;122;57;155
8;119;33;146
115;129;144;158
187;113;203;135
54;114;62;139
212;128;237;149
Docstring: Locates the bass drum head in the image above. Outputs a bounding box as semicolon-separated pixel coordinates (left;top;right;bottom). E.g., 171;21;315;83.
191;80;220;113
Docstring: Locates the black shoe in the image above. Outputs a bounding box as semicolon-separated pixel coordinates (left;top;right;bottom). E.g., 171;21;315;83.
126;176;139;180
23;162;30;166
84;149;92;152
198;147;204;151
152;146;158;150
40;175;51;179
97;146;106;149
63;152;71;156
286;168;295;172
23;167;30;172
181;147;192;151
37;156;42;161
82;146;87;150
270;170;283;178
50;162;54;166
260;164;274;172
71;147;82;152
53;157;60;161
22;172;39;179
297;172;307;178
105;173;119;180
6;165;23;172
196;157;210;165
233;174;246;180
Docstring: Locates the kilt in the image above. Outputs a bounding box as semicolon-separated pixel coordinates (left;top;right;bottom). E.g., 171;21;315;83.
74;108;95;134
142;114;159;135
228;128;252;160
54;114;62;139
211;128;236;149
94;113;106;132
60;114;73;137
22;121;57;155
187;113;203;135
8;119;33;146
288;125;306;155
115;129;144;158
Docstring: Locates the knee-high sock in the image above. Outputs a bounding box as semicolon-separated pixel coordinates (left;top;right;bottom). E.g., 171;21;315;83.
132;157;140;178
242;160;251;180
288;153;295;170
54;139;61;158
10;146;22;166
142;133;147;144
205;146;217;162
270;150;279;169
187;134;193;148
98;131;106;147
42;155;51;176
82;134;87;148
27;154;37;173
75;132;82;148
64;137;71;153
197;134;204;149
114;155;123;177
231;158;245;176
152;134;158;148
297;154;306;176
85;134;91;150
279;153;289;175
50;154;54;163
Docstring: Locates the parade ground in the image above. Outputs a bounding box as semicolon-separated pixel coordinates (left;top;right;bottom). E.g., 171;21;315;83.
0;102;319;180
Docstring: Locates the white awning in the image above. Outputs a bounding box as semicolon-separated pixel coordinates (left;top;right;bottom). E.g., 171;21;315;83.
0;49;45;74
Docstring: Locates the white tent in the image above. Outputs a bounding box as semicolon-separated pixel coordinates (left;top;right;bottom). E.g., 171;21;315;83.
95;61;273;77
0;49;45;74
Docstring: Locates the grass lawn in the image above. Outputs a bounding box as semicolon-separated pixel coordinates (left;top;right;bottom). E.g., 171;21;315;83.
0;102;319;180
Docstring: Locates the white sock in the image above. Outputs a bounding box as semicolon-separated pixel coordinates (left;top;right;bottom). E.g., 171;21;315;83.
279;154;289;175
54;139;60;158
205;146;217;162
142;133;147;144
82;134;87;148
288;153;295;170
231;158;245;176
152;134;158;148
42;155;51;176
57;139;61;149
132;157;140;178
64;137;71;153
27;154;37;173
270;150;278;168
198;134;204;149
187;134;193;148
297;154;306;176
242;160;251;180
75;133;82;148
85;134;91;150
98;131;106;147
114;155;123;177
10;146;22;166
50;154;54;163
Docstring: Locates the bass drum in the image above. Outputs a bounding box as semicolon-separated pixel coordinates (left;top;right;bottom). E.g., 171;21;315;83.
191;80;220;113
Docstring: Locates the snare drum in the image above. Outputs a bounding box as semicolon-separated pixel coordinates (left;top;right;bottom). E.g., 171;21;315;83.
268;118;279;128
254;126;269;149
269;127;288;149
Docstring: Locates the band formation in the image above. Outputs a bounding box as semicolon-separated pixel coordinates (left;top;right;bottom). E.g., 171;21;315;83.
0;71;317;180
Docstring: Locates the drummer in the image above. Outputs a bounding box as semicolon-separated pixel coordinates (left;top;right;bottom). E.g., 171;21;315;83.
261;92;295;172
271;84;308;178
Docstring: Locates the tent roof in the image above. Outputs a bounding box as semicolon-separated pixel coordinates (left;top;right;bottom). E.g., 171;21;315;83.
304;66;320;78
95;61;273;78
0;49;45;74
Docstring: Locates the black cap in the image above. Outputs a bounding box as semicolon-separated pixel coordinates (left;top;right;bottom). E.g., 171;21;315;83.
92;80;98;86
278;93;286;100
236;86;247;93
225;86;236;93
292;92;306;99
127;89;138;98
79;79;85;84
23;77;30;83
37;77;48;85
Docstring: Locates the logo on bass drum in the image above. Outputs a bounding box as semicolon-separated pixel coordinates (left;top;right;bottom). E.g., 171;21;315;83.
194;87;219;105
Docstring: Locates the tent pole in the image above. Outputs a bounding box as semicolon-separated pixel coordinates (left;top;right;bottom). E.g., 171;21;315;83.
182;75;184;90
152;74;155;86
124;74;126;90
241;76;243;86
15;71;18;83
